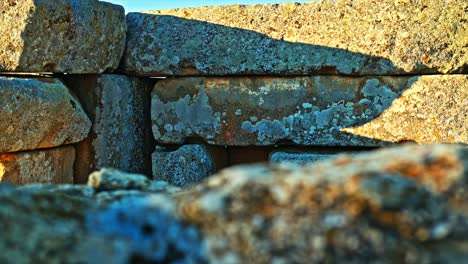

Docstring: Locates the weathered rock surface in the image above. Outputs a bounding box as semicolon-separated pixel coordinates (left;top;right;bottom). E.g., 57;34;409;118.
0;77;91;152
0;171;190;264
123;1;468;76
152;76;467;146
342;75;468;143
152;144;213;187
65;75;151;183
0;184;95;264
1;144;468;263
0;146;75;185
0;0;126;73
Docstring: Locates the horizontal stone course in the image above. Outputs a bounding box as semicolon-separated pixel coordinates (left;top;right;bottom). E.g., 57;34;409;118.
123;0;467;76
151;75;467;146
0;77;91;152
0;0;126;73
0;146;75;184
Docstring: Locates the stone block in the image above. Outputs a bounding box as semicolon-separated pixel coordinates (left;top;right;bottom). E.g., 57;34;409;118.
0;0;126;73
271;151;343;165
152;144;213;187
123;1;467;76
0;146;75;184
65;74;152;183
0;77;91;152
151;76;467;146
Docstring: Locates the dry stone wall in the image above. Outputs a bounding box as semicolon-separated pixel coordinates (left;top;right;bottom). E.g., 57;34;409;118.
0;0;466;185
0;0;467;262
0;0;127;184
137;1;467;183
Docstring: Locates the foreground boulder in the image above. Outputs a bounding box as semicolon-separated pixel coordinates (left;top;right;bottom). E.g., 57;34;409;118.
0;0;126;73
0;77;91;152
151;75;467;146
175;144;468;263
1;144;467;263
123;0;468;76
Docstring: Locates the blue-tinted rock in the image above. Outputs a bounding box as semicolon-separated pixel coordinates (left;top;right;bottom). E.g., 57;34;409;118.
152;144;213;187
87;195;208;263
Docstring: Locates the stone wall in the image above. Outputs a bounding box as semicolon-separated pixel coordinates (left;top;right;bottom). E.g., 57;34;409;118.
1;0;468;262
0;0;466;186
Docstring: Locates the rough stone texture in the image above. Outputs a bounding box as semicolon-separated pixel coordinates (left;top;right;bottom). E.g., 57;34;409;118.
152;144;213;187
0;184;95;264
0;146;75;185
0;77;91;152
152;75;467;146
342;75;468;143
87;195;209;263
175;144;468;263
0;175;198;263
88;168;151;191
123;1;468;76
0;144;468;263
65;75;151;184
0;183;142;264
0;0;126;73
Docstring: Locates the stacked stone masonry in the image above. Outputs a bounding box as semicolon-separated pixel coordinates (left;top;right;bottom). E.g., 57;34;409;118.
138;1;467;177
0;0;466;185
0;0;467;261
0;0;129;184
